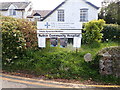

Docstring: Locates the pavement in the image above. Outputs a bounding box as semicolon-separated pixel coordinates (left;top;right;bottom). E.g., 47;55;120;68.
0;73;120;89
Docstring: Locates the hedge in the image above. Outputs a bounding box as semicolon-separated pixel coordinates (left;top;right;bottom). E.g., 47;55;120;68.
1;16;37;66
102;24;120;42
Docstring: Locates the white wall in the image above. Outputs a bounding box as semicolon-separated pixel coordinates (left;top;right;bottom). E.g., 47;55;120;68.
25;2;33;18
0;10;24;18
23;3;32;18
44;0;98;23
0;11;8;16
42;0;98;48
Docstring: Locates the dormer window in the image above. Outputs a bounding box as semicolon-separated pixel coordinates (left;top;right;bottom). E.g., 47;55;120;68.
9;9;16;16
33;13;41;21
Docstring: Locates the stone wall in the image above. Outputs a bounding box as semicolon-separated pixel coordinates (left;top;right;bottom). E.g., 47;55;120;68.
98;46;120;77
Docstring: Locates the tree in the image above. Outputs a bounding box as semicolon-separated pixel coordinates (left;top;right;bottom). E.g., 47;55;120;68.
99;1;120;25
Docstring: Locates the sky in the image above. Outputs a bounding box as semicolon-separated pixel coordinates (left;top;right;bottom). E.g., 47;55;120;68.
0;0;104;10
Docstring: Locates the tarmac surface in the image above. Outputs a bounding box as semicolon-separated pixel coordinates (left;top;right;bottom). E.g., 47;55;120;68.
1;73;120;90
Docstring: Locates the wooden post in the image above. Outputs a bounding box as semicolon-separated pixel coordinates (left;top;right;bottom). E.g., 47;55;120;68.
76;48;78;53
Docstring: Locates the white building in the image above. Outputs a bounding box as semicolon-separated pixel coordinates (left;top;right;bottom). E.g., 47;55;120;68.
0;1;33;19
42;0;99;22
37;0;99;48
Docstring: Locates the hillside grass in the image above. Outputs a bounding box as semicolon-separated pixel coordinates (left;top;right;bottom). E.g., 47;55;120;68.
2;41;120;84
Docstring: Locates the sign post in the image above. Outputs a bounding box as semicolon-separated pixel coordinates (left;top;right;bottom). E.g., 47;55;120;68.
38;37;46;48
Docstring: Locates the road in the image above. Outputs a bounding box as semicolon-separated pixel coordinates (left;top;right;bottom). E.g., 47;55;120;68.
1;73;120;89
2;79;39;88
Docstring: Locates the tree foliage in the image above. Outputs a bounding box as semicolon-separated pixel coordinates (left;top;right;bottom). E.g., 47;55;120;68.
99;1;120;25
102;24;120;42
2;16;26;65
82;19;105;44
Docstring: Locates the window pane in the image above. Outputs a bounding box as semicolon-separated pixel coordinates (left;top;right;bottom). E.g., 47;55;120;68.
13;10;16;15
80;9;88;22
9;9;16;16
50;38;58;47
58;10;64;22
60;38;68;48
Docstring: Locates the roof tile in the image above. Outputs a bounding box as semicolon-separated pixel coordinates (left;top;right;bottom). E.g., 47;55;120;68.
0;2;31;10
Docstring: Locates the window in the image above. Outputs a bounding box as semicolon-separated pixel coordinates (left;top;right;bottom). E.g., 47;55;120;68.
80;9;88;22
34;17;40;21
9;9;16;16
58;10;64;22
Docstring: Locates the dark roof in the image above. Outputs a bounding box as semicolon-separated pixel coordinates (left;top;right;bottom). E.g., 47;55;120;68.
0;2;31;10
33;13;41;16
27;10;51;18
32;10;51;17
42;0;99;21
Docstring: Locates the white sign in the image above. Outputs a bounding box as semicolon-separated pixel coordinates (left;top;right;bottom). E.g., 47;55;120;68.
37;30;82;34
73;37;81;48
37;34;82;38
37;22;82;48
37;22;82;29
37;30;82;38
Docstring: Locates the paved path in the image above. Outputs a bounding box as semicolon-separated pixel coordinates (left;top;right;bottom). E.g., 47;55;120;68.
1;73;120;89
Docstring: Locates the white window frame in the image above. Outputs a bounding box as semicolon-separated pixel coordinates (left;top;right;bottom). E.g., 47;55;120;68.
80;9;88;22
58;10;64;22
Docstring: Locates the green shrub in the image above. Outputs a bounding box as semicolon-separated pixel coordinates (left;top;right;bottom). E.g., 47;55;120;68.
17;19;37;48
1;16;37;67
2;19;26;66
1;16;37;49
82;19;105;44
102;24;120;42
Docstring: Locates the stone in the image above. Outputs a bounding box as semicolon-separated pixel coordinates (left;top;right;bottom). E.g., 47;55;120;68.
99;60;105;69
99;47;120;77
102;52;111;58
84;53;92;62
